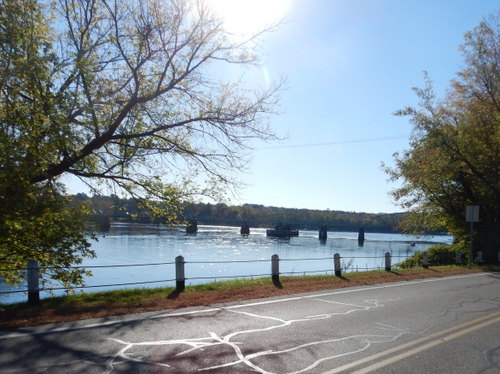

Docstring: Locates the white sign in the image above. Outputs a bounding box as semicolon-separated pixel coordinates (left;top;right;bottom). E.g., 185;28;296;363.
466;205;480;222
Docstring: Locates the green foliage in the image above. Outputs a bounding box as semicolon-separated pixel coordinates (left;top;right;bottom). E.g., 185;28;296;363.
183;202;404;231
0;183;96;288
0;0;281;205
0;0;281;289
397;244;470;269
385;12;500;262
74;194;405;231
0;0;95;288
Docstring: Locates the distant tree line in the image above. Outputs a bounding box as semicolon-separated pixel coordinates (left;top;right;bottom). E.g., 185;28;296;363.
75;193;410;233
183;203;405;233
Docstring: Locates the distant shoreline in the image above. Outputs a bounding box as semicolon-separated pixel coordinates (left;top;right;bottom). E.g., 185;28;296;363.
101;220;449;237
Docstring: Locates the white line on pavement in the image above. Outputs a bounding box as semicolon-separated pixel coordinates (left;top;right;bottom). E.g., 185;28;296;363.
322;310;500;374
0;272;489;340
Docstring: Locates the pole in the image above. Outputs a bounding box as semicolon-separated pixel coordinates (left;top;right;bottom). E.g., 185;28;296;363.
469;221;474;264
334;253;341;277
466;205;479;264
175;255;185;291
271;254;280;284
384;252;391;272
423;252;429;269
27;260;40;305
476;251;484;265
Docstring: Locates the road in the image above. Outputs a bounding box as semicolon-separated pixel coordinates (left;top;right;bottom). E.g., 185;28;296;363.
1;272;499;373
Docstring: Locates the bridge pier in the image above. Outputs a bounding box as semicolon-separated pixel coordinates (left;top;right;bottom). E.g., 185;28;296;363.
186;221;198;234
240;223;250;235
319;225;327;242
358;227;365;246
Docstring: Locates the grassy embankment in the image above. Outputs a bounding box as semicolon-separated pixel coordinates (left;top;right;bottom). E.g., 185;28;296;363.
1;265;498;329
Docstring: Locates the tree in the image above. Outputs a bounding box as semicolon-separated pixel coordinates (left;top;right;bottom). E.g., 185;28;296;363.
385;12;500;263
0;0;281;288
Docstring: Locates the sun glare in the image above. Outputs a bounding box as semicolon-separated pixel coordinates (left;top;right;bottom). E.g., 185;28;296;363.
205;0;292;37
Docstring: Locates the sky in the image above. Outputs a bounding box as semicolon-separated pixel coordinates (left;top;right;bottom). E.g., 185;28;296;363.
66;0;499;214
210;0;499;213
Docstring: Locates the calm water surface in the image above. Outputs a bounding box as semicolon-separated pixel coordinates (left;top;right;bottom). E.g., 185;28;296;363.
0;223;452;304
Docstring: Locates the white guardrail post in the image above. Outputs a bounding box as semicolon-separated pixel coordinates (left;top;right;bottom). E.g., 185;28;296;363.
385;252;391;272
476;251;484;265
13;252;426;303
27;260;40;305
271;254;280;284
175;255;185;291
334;253;341;277
423;252;429;269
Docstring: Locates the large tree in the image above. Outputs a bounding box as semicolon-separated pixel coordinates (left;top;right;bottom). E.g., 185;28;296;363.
0;0;281;288
385;12;500;263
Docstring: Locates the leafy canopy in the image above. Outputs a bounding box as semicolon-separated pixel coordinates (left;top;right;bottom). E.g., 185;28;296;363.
385;12;500;262
0;0;281;288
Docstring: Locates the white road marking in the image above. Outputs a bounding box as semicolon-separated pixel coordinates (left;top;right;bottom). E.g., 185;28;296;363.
321;310;500;374
313;299;368;308
104;299;398;373
2;273;498;373
0;272;489;340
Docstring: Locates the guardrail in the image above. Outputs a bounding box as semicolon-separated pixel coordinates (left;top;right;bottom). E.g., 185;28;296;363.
0;251;450;305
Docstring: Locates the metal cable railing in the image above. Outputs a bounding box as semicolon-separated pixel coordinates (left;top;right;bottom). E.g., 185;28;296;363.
185;259;270;264
0;279;179;294
0;253;414;301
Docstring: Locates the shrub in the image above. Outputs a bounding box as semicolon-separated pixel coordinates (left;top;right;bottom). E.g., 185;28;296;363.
397;243;470;269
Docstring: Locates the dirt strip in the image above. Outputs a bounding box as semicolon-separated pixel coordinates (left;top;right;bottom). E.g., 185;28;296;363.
0;267;490;329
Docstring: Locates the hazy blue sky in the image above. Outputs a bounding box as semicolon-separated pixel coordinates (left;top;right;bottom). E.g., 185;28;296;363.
65;1;499;214
215;0;499;213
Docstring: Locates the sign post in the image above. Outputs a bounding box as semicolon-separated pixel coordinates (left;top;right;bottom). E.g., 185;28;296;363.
466;206;480;263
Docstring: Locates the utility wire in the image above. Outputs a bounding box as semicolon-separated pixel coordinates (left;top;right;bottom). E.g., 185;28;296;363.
256;135;408;150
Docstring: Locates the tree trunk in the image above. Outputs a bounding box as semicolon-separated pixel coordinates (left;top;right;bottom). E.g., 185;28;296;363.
476;221;500;264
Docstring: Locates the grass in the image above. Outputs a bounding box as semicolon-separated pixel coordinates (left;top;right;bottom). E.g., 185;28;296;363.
1;265;498;329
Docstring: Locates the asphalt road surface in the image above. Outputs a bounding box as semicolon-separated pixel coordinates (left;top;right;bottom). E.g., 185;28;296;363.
1;272;499;373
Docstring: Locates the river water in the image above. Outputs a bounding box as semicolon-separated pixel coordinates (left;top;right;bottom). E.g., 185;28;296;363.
0;223;452;304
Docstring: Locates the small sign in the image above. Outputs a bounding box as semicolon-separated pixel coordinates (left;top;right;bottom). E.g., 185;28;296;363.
466;205;480;222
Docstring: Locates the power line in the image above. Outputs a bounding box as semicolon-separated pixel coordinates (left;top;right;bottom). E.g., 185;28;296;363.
256;135;408;150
